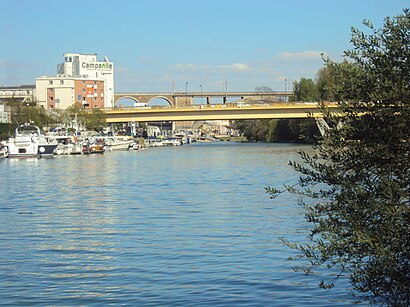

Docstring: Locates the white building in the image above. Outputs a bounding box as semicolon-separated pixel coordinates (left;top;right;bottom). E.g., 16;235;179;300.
36;53;114;109
0;104;11;123
36;76;105;110
0;85;36;104
146;125;162;137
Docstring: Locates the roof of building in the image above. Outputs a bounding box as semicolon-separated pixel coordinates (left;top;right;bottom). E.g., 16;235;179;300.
0;85;36;90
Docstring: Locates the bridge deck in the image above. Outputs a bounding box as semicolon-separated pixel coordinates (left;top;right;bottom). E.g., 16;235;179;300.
102;103;339;123
115;91;293;97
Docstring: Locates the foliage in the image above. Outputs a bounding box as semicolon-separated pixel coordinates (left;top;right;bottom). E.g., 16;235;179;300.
65;102;106;131
293;78;318;101
0;123;13;141
267;10;410;305
254;86;277;102
234;119;270;142
316;66;335;101
79;108;106;131
255;86;273;93
1;101;55;137
293;61;358;102
234;118;319;143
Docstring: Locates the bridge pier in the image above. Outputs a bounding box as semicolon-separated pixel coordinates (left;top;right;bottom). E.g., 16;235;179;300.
175;96;193;107
114;91;295;108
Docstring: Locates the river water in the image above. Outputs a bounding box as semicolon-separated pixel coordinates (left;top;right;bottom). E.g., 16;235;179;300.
0;143;364;306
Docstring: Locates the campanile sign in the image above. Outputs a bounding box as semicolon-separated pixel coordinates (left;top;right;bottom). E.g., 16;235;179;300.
81;62;113;71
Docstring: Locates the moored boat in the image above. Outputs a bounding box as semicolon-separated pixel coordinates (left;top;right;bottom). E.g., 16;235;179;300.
82;139;105;154
7;123;58;158
162;137;182;146
103;137;132;151
0;142;7;158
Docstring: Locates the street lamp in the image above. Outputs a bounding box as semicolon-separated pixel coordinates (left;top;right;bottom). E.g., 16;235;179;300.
284;78;288;102
224;79;227;104
185;81;188;105
200;84;203;105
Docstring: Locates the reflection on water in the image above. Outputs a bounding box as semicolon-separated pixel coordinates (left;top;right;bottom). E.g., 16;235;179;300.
0;143;363;306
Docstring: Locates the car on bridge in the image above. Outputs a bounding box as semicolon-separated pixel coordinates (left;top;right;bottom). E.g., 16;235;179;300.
133;102;149;107
236;102;251;108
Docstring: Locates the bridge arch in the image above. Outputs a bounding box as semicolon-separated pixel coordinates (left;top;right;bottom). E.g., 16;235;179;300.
115;96;140;107
147;96;173;106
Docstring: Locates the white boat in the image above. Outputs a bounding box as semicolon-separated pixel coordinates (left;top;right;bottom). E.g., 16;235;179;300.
55;141;83;155
0;142;7;158
196;135;221;142
162;137;182;146
104;137;132;151
173;132;188;144
144;138;164;147
132;143;142;150
7;123;58;158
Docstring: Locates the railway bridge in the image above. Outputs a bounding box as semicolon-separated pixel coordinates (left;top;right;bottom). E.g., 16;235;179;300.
114;91;293;107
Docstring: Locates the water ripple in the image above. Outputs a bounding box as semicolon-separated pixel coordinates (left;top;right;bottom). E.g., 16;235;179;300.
0;143;364;306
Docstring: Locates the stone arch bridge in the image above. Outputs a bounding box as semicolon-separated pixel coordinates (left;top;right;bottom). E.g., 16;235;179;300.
114;91;292;107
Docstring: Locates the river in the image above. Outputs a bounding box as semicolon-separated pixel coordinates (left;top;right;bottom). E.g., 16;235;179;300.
0;142;365;306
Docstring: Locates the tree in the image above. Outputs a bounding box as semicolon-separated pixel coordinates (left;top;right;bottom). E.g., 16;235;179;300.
268;10;410;305
2;101;55;137
255;86;273;93
65;102;106;131
293;78;318;101
234;118;319;143
234;119;270;142
255;86;276;102
78;108;106;131
316;66;335;101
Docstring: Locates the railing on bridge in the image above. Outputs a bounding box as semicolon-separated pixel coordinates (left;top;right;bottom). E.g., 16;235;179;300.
114;91;295;106
100;102;339;123
102;102;338;112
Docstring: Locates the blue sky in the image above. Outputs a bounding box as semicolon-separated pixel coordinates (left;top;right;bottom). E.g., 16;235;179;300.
0;0;408;93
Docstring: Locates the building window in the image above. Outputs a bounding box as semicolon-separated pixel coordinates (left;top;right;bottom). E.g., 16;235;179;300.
82;80;85;85
60;80;64;85
49;80;53;85
77;95;81;101
49;97;53;101
82;89;85;93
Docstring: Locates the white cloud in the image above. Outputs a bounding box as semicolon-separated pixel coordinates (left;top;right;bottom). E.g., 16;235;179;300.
218;63;249;71
169;62;249;73
277;50;323;61
116;51;331;91
114;66;129;73
170;63;210;71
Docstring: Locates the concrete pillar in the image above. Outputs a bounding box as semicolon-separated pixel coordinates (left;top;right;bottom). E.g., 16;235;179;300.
130;121;137;137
